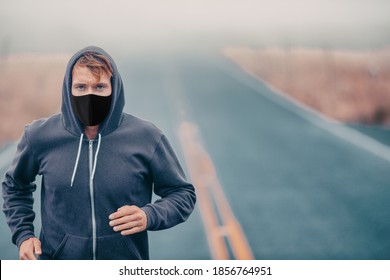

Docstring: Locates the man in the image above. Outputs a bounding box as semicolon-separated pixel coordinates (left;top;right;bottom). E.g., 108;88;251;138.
2;46;196;260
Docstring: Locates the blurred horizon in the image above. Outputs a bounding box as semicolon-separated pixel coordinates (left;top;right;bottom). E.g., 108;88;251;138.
1;0;390;56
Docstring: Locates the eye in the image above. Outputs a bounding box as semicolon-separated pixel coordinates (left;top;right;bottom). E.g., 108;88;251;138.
75;85;85;91
96;84;105;91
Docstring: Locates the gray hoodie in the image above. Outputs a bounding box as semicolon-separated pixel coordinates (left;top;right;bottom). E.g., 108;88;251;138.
2;46;196;260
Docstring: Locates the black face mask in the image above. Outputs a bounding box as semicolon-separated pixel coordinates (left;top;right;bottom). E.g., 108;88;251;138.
71;94;112;126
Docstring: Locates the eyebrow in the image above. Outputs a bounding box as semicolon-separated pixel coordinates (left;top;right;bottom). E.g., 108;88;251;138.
72;82;109;87
72;82;86;87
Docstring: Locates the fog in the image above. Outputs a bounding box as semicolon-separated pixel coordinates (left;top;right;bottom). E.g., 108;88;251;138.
1;0;390;55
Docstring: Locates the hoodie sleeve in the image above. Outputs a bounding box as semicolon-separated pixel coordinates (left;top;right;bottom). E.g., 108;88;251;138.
2;126;38;247
142;134;196;231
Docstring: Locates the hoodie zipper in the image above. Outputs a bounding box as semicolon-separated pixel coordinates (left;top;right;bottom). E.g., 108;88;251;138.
89;140;97;260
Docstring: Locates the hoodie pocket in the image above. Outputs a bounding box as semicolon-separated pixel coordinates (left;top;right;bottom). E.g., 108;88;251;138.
52;234;91;260
97;233;142;260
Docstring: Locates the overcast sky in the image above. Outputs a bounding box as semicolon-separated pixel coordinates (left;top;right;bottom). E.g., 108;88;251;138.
1;0;389;54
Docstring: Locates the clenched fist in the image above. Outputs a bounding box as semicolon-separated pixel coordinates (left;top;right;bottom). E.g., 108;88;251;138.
109;205;147;235
19;237;42;260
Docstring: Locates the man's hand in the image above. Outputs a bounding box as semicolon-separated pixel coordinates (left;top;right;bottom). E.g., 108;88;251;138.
109;205;147;235
19;237;42;260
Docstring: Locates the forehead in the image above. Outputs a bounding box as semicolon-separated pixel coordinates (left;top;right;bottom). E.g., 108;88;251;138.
72;65;110;83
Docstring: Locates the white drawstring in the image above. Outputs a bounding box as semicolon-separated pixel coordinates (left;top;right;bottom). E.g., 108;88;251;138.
91;133;101;182
70;133;102;186
70;133;84;187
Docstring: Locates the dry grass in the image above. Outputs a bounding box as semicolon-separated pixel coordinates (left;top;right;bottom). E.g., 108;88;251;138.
223;47;390;125
0;54;70;146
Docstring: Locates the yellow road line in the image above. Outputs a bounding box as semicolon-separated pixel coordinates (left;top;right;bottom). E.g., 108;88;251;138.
178;121;254;260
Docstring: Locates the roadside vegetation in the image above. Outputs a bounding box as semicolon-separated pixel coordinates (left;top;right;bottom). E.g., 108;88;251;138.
223;47;390;126
0;54;69;145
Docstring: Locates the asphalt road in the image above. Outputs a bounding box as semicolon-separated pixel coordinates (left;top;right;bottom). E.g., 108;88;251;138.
1;51;390;259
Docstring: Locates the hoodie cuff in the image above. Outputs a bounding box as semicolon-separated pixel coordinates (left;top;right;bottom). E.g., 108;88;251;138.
141;205;157;230
16;232;36;248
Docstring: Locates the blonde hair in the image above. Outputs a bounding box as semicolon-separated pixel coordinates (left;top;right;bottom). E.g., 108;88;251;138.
73;52;113;79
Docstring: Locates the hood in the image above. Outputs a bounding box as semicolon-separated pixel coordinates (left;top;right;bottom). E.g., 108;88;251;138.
61;46;125;136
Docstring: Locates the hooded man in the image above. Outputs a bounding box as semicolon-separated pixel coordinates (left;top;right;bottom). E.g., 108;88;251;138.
2;46;196;260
